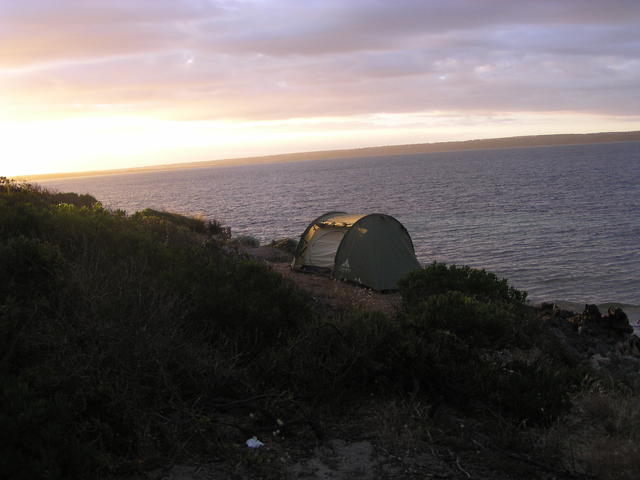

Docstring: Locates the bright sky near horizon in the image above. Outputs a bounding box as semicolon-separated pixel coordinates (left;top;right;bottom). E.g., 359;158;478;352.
2;0;640;176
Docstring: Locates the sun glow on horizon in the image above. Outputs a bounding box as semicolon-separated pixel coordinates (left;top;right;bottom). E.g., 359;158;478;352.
2;1;639;177
3;110;639;177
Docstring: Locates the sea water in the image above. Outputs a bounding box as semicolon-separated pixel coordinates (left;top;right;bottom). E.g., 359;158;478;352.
39;141;640;321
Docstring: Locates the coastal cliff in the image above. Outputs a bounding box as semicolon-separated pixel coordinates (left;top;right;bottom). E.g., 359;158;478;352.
2;178;638;480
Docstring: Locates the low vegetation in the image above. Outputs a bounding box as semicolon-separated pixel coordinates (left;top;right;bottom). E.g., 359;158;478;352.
268;237;298;254
132;208;229;238
1;177;638;479
227;234;261;248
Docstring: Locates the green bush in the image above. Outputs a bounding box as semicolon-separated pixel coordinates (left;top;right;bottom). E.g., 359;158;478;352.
489;359;579;424
132;208;227;237
178;255;311;351
0;235;65;302
268;237;298;254
399;262;527;307
394;263;578;424
0;180;596;477
279;311;400;398
1;176;98;209
228;234;260;248
0;182;310;476
404;291;515;348
0;376;96;480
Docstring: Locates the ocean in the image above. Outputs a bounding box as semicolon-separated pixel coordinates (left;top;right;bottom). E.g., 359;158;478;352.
39;141;640;322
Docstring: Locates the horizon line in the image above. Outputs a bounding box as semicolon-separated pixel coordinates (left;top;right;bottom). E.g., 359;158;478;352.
15;129;640;182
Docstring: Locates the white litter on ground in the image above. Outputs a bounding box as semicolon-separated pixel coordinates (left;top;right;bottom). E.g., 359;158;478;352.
246;436;264;448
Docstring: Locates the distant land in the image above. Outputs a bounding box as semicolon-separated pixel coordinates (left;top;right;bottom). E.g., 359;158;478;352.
17;130;640;181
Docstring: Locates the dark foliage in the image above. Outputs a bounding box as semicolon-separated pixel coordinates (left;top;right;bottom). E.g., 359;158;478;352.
0;180;597;478
399;262;528;306
397;263;581;425
132;208;229;238
1;176;98;209
0;180;308;477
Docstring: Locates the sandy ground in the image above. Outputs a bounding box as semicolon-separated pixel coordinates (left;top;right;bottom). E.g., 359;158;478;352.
238;245;402;316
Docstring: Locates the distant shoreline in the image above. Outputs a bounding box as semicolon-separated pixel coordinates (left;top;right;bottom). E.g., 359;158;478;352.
16;130;640;182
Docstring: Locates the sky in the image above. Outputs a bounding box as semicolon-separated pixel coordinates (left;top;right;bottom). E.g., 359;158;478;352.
2;0;640;176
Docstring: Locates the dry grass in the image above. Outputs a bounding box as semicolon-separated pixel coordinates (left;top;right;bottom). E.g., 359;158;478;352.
269;261;401;315
541;391;640;479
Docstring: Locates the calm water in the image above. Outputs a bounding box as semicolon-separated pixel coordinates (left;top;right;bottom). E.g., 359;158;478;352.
41;142;640;317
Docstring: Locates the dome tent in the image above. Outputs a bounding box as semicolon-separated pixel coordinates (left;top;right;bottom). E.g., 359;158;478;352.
292;211;421;291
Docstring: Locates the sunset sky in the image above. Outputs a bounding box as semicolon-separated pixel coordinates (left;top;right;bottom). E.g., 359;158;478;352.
2;0;640;176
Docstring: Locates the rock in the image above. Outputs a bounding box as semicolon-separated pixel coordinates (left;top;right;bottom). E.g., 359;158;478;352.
536;304;637;378
566;305;602;331
606;306;633;335
567;314;583;329
552;304;575;319
570;305;632;337
582;304;602;328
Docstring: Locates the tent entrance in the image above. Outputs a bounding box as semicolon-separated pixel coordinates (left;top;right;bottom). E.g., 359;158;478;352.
302;227;347;269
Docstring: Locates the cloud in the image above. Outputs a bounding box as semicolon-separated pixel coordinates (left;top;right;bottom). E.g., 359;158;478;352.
0;0;217;66
1;0;640;123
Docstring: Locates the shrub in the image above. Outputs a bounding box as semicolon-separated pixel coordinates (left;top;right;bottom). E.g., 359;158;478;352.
399;262;527;307
228;234;260;248
1;177;98;209
132;208;228;237
281;311;399;397
0;235;65;302
404;291;515;348
0;181;603;477
268;237;298;254
488;359;580;425
180;256;311;352
395;263;578;424
0;184;312;476
0;376;96;480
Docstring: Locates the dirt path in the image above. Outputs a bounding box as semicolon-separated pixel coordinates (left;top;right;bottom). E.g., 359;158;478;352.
269;262;401;316
238;245;402;316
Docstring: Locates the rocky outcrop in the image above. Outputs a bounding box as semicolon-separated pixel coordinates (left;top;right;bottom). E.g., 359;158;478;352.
564;304;633;335
540;303;640;376
605;306;634;335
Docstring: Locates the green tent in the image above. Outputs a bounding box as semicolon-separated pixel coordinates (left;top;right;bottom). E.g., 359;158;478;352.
292;211;421;291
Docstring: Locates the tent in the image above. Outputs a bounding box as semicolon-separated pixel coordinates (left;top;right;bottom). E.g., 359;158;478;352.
292;211;421;290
